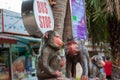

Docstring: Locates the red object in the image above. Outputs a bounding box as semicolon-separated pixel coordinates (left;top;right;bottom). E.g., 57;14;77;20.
104;61;112;76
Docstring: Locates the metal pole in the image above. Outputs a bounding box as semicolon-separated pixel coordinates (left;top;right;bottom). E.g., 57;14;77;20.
9;44;13;80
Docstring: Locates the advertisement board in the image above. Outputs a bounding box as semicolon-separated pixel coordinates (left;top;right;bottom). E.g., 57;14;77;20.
0;9;29;35
70;0;87;40
34;0;54;34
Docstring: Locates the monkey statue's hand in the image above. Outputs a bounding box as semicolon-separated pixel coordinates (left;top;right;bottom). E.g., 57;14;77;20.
60;58;66;67
57;77;64;80
81;75;88;80
54;70;62;77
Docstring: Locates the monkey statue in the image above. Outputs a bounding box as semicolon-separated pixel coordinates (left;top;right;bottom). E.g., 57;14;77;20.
65;38;79;79
65;38;89;80
37;30;69;80
89;55;106;80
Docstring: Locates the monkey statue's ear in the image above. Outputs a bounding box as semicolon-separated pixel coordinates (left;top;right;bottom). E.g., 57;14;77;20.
45;32;49;38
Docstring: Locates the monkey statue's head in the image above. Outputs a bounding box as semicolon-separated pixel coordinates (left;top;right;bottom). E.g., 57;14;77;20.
43;30;64;50
91;55;104;68
66;37;79;55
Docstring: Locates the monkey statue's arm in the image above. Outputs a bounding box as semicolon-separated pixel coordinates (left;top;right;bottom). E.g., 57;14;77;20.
42;48;62;77
42;48;55;75
81;46;89;75
81;54;88;75
80;46;89;80
80;55;89;80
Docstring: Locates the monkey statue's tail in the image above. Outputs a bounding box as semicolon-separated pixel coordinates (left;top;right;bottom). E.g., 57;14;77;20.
38;34;45;58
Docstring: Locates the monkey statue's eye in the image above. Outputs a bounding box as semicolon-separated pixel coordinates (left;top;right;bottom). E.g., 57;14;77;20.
55;36;61;39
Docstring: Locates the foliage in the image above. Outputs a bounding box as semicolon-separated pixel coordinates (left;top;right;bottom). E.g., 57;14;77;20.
85;0;120;66
85;0;110;44
85;0;120;43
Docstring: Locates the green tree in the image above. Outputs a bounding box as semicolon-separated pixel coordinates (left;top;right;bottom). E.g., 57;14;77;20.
85;0;120;66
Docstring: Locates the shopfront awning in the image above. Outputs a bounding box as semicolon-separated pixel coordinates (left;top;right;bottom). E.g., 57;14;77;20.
0;35;18;44
13;35;41;44
6;35;41;44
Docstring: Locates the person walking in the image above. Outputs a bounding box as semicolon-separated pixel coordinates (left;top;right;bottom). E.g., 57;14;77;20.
104;56;112;80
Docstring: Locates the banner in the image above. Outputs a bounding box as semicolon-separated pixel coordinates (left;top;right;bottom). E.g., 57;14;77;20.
70;0;87;40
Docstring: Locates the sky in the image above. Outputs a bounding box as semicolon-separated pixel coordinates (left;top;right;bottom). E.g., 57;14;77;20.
0;0;22;13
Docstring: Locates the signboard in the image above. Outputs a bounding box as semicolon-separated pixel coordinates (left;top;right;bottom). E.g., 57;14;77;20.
22;0;54;37
70;0;87;40
34;0;54;34
0;9;29;35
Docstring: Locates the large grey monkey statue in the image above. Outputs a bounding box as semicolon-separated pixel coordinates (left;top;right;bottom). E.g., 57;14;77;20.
37;30;69;80
89;55;106;80
65;38;80;79
65;38;89;80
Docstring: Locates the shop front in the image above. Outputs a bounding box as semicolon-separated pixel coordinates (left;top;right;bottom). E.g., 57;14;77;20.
10;35;40;80
0;35;18;80
0;48;11;80
0;9;40;80
0;34;40;80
